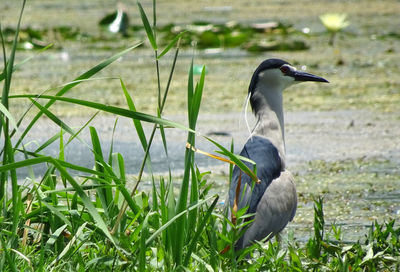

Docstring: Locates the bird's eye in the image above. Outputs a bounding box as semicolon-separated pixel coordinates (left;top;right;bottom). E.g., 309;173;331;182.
280;65;290;74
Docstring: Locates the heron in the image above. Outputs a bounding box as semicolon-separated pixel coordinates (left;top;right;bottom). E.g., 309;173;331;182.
228;58;328;250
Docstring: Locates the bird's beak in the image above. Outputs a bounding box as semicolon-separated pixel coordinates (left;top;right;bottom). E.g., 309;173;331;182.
292;71;329;83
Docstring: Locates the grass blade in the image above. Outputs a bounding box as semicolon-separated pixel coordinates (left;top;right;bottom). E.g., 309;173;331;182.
157;32;185;59
139;213;151;271
107;118;118;166
158;109;169;159
189;67;206;127
173;61;205;265
89;126;112;217
113;152;126;208
120;79;148;149
28;98;76;136
120;79;152;172
41;201;72;228
166;175;176;252
205;136;259;183
146;195;215;246
14;43;141;149
0;101;18;132
183;196;219;267
0;156;117;246
1;0;26;104
187;60;194;116
45;224;68;247
52;161;117;246
137;2;157;50
49;222;87;267
0;43;52;82
1;3;27;249
187;165;199;243
11;94;194;133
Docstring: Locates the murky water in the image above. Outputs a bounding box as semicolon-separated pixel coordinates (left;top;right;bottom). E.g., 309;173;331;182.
18;110;400;174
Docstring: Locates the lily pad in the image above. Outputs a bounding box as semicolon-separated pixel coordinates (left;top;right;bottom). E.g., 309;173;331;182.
224;31;249;47
197;31;221;48
251;22;279;32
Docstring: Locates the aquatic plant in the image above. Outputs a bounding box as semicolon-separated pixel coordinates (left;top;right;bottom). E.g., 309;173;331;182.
319;13;350;46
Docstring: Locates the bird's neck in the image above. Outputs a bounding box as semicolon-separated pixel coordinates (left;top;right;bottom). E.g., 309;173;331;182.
251;84;286;167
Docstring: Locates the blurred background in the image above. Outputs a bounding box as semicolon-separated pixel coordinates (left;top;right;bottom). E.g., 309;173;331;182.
1;0;399;116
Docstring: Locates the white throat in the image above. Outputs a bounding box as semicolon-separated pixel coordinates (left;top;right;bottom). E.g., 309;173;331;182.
250;70;293;168
252;82;285;141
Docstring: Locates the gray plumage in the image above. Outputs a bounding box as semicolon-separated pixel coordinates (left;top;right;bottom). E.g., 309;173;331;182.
229;59;328;250
229;136;281;216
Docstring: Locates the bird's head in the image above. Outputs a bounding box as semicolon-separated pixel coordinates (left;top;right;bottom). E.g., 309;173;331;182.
249;58;328;95
248;59;328;113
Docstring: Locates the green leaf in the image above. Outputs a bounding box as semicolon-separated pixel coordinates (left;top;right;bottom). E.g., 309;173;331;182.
14;43;141;149
137;2;157;50
205;136;259;183
189;66;205;127
166;175;176;251
43;184;110;194
11;94;195;133
146;195;215;246
191;253;215;272
157;32;185;59
49;222;88;266
187;165;199;243
89;126;112;217
0;156;117;246
41;202;72;228
28;98;76;136
120;79;152;172
53;162;117;246
158;109;169;159
46;224;68;247
139;212;152;272
187;60;194;118
0;101;18;132
183;196;219;266
1;0;26;104
0;43;52;82
173;61;204;265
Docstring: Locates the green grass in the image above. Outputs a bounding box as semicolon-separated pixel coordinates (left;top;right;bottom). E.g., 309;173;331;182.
1;1;399;271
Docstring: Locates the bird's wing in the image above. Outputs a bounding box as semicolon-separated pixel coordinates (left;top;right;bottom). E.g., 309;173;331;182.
229;136;282;215
238;170;297;249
